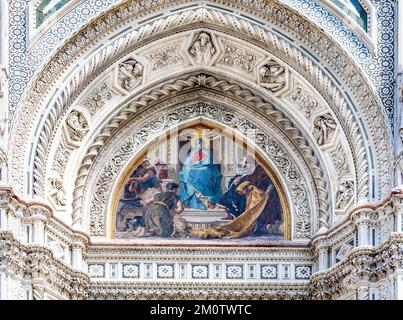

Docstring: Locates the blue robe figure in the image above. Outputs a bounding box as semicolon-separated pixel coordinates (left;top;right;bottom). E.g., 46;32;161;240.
180;138;222;210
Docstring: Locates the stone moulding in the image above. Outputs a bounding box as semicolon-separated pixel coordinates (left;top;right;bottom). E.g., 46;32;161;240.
30;14;369;202
9;4;391;202
1;187;403;299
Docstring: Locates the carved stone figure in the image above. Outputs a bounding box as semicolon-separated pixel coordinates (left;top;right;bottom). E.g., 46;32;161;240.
259;60;286;93
313;113;337;145
335;181;354;209
65;110;89;142
188;32;216;65
118;58;143;91
49;179;67;206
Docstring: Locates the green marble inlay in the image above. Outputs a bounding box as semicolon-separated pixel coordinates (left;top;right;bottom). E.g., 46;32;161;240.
36;0;71;28
331;0;368;31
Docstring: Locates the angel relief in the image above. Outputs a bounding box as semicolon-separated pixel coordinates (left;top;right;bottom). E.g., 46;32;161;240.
114;125;287;241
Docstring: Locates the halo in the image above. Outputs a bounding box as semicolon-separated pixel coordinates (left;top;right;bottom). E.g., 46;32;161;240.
190;135;210;149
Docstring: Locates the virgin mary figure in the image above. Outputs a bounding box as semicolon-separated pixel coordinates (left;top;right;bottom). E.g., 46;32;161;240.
179;138;222;210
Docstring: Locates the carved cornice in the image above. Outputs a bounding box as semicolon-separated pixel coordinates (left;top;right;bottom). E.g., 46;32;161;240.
89;281;310;300
0;230;90;299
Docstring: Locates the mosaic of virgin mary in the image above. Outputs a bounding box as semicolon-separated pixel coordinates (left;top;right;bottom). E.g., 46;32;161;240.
179;138;222;210
115;128;286;240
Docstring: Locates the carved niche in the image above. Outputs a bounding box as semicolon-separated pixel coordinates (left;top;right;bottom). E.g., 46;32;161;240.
62;110;89;148
313;113;337;146
117;57;144;91
259;59;287;94
188;32;216;65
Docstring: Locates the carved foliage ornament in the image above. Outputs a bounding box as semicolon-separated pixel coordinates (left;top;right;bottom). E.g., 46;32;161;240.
220;41;256;73
289;85;319;119
146;43;183;71
331;145;351;179
84;83;113;115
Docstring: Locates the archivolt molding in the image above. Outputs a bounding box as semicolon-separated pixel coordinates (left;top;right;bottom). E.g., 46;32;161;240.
79;89;324;240
71;74;331;234
10;4;392;201
28;12;368;209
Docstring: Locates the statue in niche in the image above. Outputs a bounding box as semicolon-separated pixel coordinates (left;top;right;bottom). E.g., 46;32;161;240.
313;113;337;145
259;60;286;93
188;32;216;65
118;58;143;91
335;181;354;209
49;178;67;206
65;110;88;142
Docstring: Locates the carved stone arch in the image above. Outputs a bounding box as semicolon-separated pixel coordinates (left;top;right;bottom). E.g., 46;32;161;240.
82;98;318;240
105;116;294;241
70;74;331;235
23;22;368;211
9;3;389;204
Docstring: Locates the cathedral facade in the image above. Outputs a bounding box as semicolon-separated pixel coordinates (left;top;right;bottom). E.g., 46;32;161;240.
0;0;402;300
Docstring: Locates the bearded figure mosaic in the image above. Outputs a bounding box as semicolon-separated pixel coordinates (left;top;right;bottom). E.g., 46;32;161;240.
115;125;285;240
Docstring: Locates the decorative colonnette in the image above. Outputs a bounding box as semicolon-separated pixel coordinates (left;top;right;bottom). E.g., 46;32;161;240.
310;189;403;300
1;186;403;299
